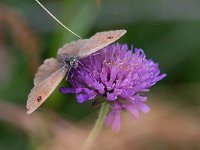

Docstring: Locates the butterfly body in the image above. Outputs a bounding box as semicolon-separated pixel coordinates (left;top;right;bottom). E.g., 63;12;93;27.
57;55;79;69
26;30;127;114
65;57;79;69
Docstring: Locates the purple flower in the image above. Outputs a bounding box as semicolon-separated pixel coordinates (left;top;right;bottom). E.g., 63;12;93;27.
60;43;166;131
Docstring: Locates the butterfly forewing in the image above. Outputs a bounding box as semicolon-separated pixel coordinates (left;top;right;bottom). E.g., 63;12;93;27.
77;29;127;58
57;30;126;59
26;66;68;114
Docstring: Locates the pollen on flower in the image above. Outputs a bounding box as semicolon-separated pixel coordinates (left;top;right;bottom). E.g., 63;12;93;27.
60;43;166;131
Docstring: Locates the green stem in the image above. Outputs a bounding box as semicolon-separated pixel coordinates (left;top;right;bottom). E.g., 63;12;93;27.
83;102;110;150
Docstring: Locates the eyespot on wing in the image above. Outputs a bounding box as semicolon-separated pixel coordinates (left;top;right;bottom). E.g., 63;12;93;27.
26;66;68;114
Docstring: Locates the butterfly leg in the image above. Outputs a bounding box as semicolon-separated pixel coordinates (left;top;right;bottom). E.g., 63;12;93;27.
65;67;71;81
68;68;76;85
78;60;84;67
91;52;101;57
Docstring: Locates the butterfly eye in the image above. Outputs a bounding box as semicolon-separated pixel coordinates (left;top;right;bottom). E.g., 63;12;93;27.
107;36;114;39
37;96;42;102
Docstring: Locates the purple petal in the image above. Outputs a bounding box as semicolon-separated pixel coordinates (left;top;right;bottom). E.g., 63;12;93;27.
111;110;121;131
128;95;147;103
124;104;139;118
76;94;90;103
106;93;117;101
76;88;97;103
59;87;75;94
105;109;121;131
76;94;89;103
137;103;150;113
105;110;115;126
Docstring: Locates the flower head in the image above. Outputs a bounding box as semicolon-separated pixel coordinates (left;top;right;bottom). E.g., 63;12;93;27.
60;43;166;131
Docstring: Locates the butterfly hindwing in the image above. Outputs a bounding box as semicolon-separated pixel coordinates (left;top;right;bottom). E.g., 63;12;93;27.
57;39;88;57
34;58;63;85
26;65;68;114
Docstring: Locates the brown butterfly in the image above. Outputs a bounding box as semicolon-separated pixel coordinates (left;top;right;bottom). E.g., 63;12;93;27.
26;30;127;114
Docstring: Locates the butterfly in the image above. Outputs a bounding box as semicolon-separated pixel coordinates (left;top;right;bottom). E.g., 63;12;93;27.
26;29;127;114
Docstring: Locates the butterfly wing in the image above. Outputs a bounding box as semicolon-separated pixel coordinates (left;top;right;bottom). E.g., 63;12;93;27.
26;58;68;114
34;58;63;85
57;39;88;57
77;29;127;58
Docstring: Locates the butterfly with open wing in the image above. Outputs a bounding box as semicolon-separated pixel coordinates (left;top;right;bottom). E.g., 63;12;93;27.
26;30;127;114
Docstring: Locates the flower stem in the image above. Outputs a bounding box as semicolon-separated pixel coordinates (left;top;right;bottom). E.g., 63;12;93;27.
83;102;110;150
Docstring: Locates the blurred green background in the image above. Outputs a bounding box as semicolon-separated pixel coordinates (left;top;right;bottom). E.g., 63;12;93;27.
0;0;200;150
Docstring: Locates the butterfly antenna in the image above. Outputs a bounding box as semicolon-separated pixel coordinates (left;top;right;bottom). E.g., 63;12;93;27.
35;0;82;39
